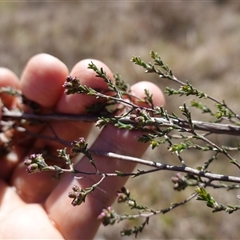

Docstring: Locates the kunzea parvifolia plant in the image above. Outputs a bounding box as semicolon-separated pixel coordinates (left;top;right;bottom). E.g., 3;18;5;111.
2;51;240;237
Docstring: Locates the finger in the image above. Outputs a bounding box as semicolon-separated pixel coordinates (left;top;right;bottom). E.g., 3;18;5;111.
56;59;112;114
0;68;20;109
37;59;114;152
0;180;63;239
21;54;69;108
12;54;69;158
45;81;165;239
11;58;114;203
10;54;69;201
0;68;21;179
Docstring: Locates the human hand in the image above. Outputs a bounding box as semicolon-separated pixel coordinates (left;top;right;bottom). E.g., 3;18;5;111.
0;54;165;239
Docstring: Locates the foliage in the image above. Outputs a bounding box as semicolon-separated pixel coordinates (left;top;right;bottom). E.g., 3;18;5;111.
2;51;240;237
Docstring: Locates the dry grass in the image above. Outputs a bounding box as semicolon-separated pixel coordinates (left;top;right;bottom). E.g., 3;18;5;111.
1;1;240;239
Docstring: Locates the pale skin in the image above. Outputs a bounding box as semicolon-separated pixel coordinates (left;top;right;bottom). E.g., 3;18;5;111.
0;54;165;239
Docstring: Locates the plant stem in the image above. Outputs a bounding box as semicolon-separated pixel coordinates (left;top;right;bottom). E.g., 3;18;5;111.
3;110;240;135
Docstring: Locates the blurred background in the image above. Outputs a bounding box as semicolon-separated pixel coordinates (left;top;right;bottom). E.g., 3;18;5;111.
1;1;240;239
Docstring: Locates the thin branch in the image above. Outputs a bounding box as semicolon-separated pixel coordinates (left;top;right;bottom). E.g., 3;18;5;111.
91;150;240;183
114;192;197;220
3;110;240;135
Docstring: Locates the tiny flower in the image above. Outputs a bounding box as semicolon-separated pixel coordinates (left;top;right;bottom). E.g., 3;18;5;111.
171;173;187;191
68;191;77;199
129;114;137;121
24;159;32;166
25;153;48;173
116;187;130;203
98;207;116;226
117;192;128;203
71;137;87;153
135;116;145;123
68;185;87;206
72;185;81;192
63;76;81;94
29;153;45;163
135;108;142;114
78;137;86;146
97;211;106;219
107;206;112;211
26;163;39;173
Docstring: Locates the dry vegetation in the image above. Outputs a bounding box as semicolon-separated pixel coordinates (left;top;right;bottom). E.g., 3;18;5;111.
1;1;240;239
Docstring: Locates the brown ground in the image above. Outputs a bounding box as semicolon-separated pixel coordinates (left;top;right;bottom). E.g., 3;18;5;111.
1;1;240;239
